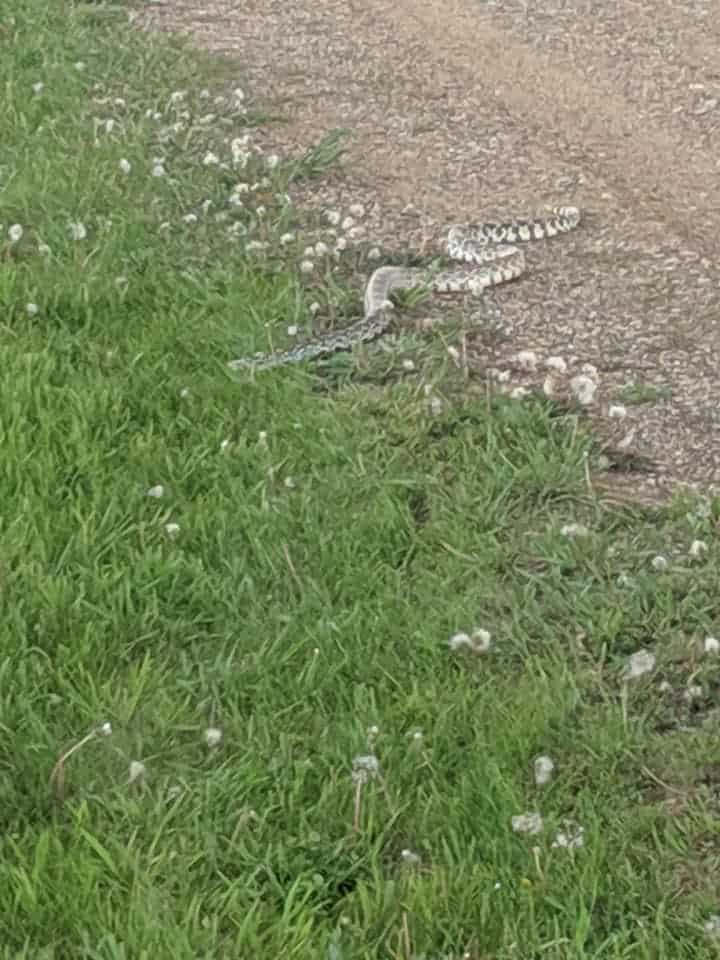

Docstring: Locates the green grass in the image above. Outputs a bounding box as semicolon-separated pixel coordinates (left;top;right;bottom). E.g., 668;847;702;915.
2;2;720;957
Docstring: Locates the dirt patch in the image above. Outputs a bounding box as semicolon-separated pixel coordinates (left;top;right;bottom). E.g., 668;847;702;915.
139;0;720;499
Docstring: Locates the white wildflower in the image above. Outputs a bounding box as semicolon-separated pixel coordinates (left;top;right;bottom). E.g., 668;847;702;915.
284;476;296;489
470;628;492;654
68;221;87;241
309;302;321;314
118;158;131;174
402;359;416;371
205;727;223;748
99;722;112;736
287;325;299;337
8;224;23;243
704;636;719;655
165;522;180;538
512;812;544;835
400;849;421;865
534;755;555;786
545;355;567;373
32;81;44;94
689;539;708;558
560;522;589;538
516;350;538;371
449;632;471;651
570;374;597;406
26;303;39;316
623;649;656;679
351;754;380;784
128;761;146;784
147;484;165;499
552;822;585;849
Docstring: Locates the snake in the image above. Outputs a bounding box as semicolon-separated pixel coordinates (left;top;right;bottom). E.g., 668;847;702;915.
228;206;581;371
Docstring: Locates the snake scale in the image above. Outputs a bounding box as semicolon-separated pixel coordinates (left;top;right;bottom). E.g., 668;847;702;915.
228;206;581;371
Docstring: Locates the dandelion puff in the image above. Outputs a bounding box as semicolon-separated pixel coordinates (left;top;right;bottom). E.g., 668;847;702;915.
128;761;146;784
165;522;180;539
26;303;39;316
287;325;299;337
68;221;87;241
118;158;131;174
448;631;472;651
561;522;589;538
651;555;668;572
151;162;166;178
182;213;198;225
704;636;719;655
570;374;597;406
470;628;492;654
351;754;380;785
512;812;544;835
534;755;555;786
623;648;656;679
8;224;23;244
689;539;708;558
32;81;44;94
204;728;223;748
74;61;86;71
49;721;113;800
400;849;421;865
552;821;585;849
147;484;164;499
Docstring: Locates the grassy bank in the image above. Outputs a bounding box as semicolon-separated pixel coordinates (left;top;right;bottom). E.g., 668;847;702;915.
2;2;720;957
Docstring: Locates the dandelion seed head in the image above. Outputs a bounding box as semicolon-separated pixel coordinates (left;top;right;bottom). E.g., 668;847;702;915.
690;539;708;558
118;158;131;174
32;81;44;94
449;631;472;651
704;636;720;655
8;224;23;243
570;374;597;406
26;303;39;316
534;755;555;785
99;722;113;736
147;484;164;498
512;812;544;835
151;162;166;177
400;849;421;865
165;522;180;538
68;221;87;241
351;754;380;784
624;648;656;679
128;761;146;784
287;325;299;337
205;727;223;748
651;555;668;572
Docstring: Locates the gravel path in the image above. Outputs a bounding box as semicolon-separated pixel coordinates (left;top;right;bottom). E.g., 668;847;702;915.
141;0;720;498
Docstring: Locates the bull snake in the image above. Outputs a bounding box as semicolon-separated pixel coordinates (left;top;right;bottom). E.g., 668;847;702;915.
228;206;581;371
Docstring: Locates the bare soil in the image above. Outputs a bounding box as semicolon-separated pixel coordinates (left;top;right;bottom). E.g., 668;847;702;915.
140;0;720;499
